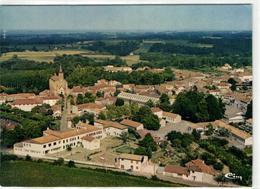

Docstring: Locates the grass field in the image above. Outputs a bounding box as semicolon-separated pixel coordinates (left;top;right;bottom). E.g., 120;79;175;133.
0;160;182;187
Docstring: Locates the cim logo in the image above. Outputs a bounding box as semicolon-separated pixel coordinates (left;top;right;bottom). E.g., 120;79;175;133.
225;173;242;181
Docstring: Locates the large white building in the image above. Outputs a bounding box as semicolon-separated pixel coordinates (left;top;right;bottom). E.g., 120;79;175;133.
117;92;159;106
11;98;43;111
14;126;103;158
213;120;252;147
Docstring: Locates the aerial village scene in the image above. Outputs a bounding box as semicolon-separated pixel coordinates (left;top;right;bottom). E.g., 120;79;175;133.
0;4;253;187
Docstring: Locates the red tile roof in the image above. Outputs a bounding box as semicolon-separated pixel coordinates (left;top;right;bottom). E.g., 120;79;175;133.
185;159;215;175
164;165;189;176
120;119;142;128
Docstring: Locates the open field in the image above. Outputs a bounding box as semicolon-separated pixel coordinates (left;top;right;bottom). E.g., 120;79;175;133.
121;55;140;65
0;50;140;65
0;160;182;187
0;50;91;63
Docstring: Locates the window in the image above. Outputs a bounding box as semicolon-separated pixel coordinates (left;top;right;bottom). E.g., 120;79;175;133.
136;166;138;170
78;136;79;139
54;142;56;145
48;143;51;147
43;145;46;148
63;140;65;143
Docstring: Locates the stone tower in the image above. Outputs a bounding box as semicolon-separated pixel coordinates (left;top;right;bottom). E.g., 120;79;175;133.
49;65;69;97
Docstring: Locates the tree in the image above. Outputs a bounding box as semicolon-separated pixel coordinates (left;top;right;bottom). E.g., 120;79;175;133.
145;99;154;107
139;133;157;151
96;91;104;98
80;112;94;125
172;91;224;122
115;98;124;106
72;116;80;126
119;132;129;144
205;124;214;136
134;146;152;159
132;105;152;123
143;114;160;131
214;162;224;170
31;104;53;116
76;94;84;104
159;93;171;111
98;112;106;120
201;152;217;165
53;158;64;166
68;160;76;168
25;154;32;161
162;67;175;81
206;95;223;121
245;100;252;119
192;129;201;141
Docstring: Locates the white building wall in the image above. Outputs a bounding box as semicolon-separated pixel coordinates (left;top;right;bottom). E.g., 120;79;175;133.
13;104;41;111
82;139;100;150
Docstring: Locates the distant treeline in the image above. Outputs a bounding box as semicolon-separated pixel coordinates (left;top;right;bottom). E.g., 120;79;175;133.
149;38;251;56
83;41;140;56
132;53;251;70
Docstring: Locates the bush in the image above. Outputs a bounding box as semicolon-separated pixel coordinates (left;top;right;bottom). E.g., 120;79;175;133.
68;160;76;168
37;159;43;163
213;162;224;170
25;154;32;161
53;158;64;166
0;153;18;162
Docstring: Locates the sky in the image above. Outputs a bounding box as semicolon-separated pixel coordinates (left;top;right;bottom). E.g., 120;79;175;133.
0;5;252;31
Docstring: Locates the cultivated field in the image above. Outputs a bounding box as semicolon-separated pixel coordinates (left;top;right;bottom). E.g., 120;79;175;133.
0;50;91;63
0;161;181;187
0;50;140;65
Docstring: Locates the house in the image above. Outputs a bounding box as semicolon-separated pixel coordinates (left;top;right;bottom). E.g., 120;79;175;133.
115;153;149;172
163;165;190;180
81;135;100;150
213;120;252;147
216;82;231;90
163;159;216;184
220;63;232;70
95;119;128;137
185;159;216;183
95;96;117;106
42;96;60;106
76;103;106;116
151;107;165;127
13;126;103;157
151;107;164;118
104;65;132;73
162;111;182;125
117;92;159;106
151;108;181;126
120;119;144;130
11;98;43;111
70;86;88;96
228;115;245;124
51;104;62;118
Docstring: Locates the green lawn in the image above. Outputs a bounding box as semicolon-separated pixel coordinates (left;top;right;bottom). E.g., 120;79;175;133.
115;145;135;154
0;160;182;187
